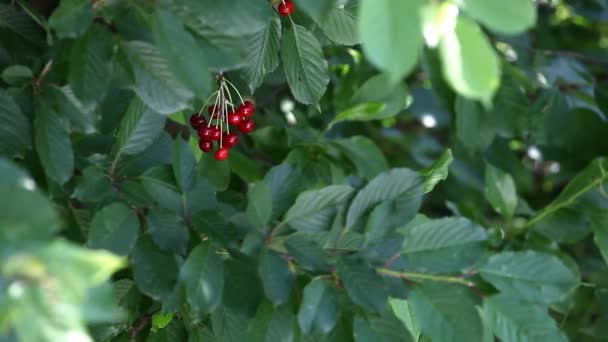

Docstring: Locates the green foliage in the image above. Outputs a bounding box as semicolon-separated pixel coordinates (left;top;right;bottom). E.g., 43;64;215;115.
1;0;607;340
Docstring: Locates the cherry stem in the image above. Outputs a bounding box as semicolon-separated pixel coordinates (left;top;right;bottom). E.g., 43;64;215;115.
198;90;219;116
224;79;245;105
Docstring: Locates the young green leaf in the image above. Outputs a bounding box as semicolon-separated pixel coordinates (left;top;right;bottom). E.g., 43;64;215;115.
458;0;537;35
485;163;518;221
422;149;453;193
282;24;330;105
359;0;425;84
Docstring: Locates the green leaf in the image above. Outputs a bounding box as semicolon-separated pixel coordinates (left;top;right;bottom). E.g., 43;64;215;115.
0;4;44;44
132;236;179;301
247;182;273;231
459;0;536;35
422;149;453;193
34;108;74;185
265;163;310;221
150;9;211;97
389;298;421;339
409;283;483;342
48;0;94;38
533;209;591;244
483;294;568;342
244;14;281;92
346;168;423;228
586;204;608;265
172;137;197;192
297;279;338;334
353;311;414;342
115;97;166;156
258;248;294;305
247;301;295;342
479;251;580;304
285;233;329;272
359;0;425;83
87;203;139;256
151;312;174;332
180;244;224;313
282;24;329;105
199;152;232;191
68;25;113;105
528;158;608;227
293;0;335;21
1;65;33;85
400;217;488;272
283;185;354;225
211;307;248;342
485;163;518;221
328;103;385;129
333;136;389;180
454;96;496;151
317;5;360;46
0;90;31;156
439;16;500;105
336;257;387;312
184;0;272;37
350;74;409;120
122;41;193;114
147;208;189;255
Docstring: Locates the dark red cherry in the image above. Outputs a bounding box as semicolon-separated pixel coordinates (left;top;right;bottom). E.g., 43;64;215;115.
209;127;221;141
278;0;294;16
238;119;255;134
228;113;242;126
215;147;229;161
190;114;206;130
198;139;213;153
198;127;214;140
223;132;239;148
238;101;255;118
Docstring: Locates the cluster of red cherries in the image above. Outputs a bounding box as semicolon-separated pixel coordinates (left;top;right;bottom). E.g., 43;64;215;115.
189;77;256;161
277;0;295;16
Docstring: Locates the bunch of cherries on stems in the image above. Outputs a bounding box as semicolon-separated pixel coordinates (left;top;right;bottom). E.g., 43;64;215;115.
190;75;255;161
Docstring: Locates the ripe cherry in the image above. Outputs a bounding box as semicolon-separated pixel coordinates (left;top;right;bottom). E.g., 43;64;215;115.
209;127;221;141
198;127;214;140
238;101;255;118
190;114;206;130
198;139;213;153
228;113;242;126
238;119;255;134
208;105;220;116
223;132;239;148
215;147;229;161
278;0;294;16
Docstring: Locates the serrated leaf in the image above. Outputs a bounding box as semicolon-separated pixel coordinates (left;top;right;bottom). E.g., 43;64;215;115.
409;283;483;342
284;185;354;225
328;102;385;129
282;24;329;105
180;244;224;313
244;14;281;91
247;301;295;342
34;108;74;185
317;5;360;46
247;182;273;231
122;41;193;114
1;65;33;85
298;279;338;334
68;25;113;106
0;90;31;156
147;208;189;255
353;311;414;342
48;0;94;38
172;137;197;192
346;168;423;228
151;9;211;97
359;0;425;83
483;294;568;342
422;149;453;193
479;251;580;304
87;203;139;256
265;163;310;221
285;233;329;272
459;0;536;35
132;236;179;301
199;152;231;191
333;136;389;180
336;257;387;312
293;0;335;21
0;4;44;43
485;163;518;221
439;16;500;104
351;74;410;120
258;248;294;305
115;97;166;156
401;217;488;272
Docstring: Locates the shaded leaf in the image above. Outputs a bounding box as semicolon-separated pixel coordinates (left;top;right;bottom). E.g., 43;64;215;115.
258;248;294;305
244;14;281;91
115;97;166;156
88;203;139;256
298;279;338;334
336;257;387;312
180;244;224;313
132;236;179;301
34;108;74;185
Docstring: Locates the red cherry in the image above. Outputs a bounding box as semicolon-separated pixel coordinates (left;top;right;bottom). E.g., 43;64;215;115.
198;139;213;153
228;113;242;126
278;0;294;16
238;101;255;118
208;105;220;116
238;119;255;134
214;147;229;161
209;127;221;141
223;132;239;148
198;127;214;140
190;114;206;130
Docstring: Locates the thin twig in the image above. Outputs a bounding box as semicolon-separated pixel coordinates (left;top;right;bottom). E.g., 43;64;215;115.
33;59;53;91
